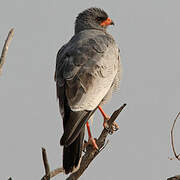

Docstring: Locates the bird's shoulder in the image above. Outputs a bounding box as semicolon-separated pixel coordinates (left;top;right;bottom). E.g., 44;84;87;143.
59;29;116;61
55;30;120;111
55;30;118;85
71;29;116;54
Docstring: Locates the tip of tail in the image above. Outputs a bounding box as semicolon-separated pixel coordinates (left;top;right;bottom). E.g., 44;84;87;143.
62;130;84;175
64;158;82;174
64;167;72;174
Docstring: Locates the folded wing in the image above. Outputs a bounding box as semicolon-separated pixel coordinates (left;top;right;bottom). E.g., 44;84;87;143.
55;30;120;145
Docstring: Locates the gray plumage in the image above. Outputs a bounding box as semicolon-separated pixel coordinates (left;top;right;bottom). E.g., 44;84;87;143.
54;7;121;174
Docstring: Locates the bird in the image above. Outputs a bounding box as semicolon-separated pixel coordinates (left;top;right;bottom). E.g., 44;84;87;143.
54;7;122;174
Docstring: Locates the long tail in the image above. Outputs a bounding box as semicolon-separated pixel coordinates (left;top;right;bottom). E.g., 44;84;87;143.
63;126;85;174
60;109;96;146
57;86;96;174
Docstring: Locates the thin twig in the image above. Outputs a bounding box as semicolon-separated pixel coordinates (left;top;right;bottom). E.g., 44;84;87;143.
41;148;64;180
0;28;14;75
41;147;50;180
167;113;180;180
42;148;50;177
171;112;180;160
49;167;64;178
167;112;180;180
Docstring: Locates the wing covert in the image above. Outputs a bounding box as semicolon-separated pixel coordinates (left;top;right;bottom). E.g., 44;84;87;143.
55;30;120;112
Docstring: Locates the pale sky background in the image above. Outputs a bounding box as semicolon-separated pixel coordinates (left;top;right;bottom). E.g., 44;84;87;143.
1;0;180;179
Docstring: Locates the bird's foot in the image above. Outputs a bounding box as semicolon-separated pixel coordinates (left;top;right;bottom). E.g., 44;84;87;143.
88;137;99;150
103;117;119;134
83;137;99;152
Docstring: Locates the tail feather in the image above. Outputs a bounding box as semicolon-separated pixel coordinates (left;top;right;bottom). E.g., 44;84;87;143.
63;127;85;174
60;109;96;146
58;88;97;174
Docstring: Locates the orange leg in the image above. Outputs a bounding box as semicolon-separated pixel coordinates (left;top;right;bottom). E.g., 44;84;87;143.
98;105;109;123
98;105;119;131
86;121;98;150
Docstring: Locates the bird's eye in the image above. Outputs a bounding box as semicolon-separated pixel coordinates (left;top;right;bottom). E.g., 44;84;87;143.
96;17;104;22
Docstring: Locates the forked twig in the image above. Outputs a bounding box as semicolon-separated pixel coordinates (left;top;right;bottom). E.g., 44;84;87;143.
41;148;64;180
0;28;14;75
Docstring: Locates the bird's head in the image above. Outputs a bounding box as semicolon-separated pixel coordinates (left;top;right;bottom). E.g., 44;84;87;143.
75;7;114;34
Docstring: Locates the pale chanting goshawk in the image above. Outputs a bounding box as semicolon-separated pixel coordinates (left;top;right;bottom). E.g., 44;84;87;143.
54;7;122;174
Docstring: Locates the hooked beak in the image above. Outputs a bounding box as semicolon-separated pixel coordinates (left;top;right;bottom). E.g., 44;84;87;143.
100;17;115;27
111;20;115;25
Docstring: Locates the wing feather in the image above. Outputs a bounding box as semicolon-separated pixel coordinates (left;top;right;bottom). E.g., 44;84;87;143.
55;30;120;113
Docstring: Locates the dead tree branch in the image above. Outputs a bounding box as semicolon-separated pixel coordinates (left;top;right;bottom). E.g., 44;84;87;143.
41;148;50;180
171;112;180;161
2;29;15;180
41;103;126;180
41;148;64;180
167;175;180;180
167;112;180;180
66;103;126;180
0;28;14;75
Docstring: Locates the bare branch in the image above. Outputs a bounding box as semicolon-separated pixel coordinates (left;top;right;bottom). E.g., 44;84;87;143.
167;113;180;180
49;168;64;179
167;175;180;180
41;148;64;180
66;103;126;180
0;28;14;75
41;104;126;180
41;148;50;180
170;112;180;161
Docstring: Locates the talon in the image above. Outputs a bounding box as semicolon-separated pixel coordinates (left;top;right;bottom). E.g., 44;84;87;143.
104;119;113;134
103;119;109;130
104;118;119;134
98;106;119;134
108;129;114;135
86;137;99;150
86;121;98;150
112;122;119;131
